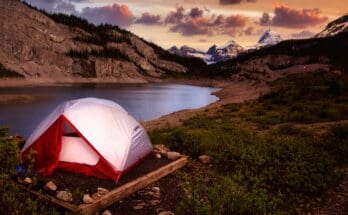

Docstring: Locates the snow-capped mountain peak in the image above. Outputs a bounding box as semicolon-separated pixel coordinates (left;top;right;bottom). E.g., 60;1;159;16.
205;40;244;64
168;45;206;59
258;29;282;46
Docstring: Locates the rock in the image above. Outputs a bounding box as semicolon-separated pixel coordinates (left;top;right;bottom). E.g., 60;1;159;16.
152;186;160;193
159;211;174;215
83;194;94;204
44;181;57;191
154;144;170;154
150;199;160;206
102;210;112;215
165;152;181;161
91;192;102;200
155;153;162;159
198;155;211;164
150;186;161;198
23;177;32;185
97;187;109;195
133;202;146;210
56;190;73;202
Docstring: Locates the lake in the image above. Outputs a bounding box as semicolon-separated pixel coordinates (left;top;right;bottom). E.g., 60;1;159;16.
0;83;219;137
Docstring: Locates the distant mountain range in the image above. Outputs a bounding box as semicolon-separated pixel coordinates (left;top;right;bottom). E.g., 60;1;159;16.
169;15;348;64
169;29;282;64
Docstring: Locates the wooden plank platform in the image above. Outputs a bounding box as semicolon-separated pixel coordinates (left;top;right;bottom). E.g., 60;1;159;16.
16;156;188;214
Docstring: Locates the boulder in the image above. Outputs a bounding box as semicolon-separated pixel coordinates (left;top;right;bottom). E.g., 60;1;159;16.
56;190;73;202
83;194;94;204
150;199;160;206
102;210;112;215
165;152;181;161
133;202;146;210
155;153;162;159
198;155;212;164
44;181;57;191
97;187;109;195
18;177;32;185
159;211;174;215
154;144;170;154
23;177;32;185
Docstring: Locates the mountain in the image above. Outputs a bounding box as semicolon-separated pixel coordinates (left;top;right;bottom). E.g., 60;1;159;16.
169;30;283;65
168;45;206;59
210;31;348;80
0;0;190;83
205;40;244;64
168;41;244;65
316;14;348;37
257;29;283;46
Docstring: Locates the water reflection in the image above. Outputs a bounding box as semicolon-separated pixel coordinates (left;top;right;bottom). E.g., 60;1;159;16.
0;84;219;137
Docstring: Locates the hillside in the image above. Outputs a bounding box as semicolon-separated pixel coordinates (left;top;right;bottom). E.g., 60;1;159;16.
0;0;199;83
211;32;348;79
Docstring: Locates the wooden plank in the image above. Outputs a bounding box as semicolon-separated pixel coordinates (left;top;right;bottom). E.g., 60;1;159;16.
16;183;79;212
78;156;188;215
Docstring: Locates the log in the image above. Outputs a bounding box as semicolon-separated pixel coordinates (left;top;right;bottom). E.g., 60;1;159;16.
78;156;188;215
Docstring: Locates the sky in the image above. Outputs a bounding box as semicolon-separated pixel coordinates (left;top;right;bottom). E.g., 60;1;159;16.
23;0;348;50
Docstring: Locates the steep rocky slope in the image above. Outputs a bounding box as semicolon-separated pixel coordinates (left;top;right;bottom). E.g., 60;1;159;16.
316;14;348;38
0;0;188;83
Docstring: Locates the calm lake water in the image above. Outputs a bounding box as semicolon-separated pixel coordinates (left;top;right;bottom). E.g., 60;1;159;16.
0;84;219;137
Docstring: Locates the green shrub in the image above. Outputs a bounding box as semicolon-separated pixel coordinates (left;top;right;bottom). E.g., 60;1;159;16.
319;123;348;164
0;128;60;214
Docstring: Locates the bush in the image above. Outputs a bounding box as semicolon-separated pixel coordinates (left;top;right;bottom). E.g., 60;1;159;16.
0;128;60;214
319;123;348;164
151;115;339;213
66;47;130;61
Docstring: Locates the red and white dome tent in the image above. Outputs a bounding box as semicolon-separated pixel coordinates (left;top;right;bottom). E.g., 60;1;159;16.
21;98;153;182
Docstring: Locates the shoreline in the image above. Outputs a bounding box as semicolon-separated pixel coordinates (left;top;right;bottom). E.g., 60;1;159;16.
0;77;270;131
141;78;270;131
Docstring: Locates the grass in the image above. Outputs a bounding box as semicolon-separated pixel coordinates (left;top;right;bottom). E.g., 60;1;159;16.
0;128;61;214
240;71;348;127
149;71;348;214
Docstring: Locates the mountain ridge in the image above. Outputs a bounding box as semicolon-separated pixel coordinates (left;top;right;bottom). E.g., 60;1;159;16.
0;0;195;83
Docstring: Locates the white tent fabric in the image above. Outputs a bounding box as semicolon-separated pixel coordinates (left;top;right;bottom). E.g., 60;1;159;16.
22;97;153;172
59;136;99;165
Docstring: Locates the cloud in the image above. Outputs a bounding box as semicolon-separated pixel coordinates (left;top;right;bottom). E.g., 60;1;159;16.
224;15;247;27
259;12;271;26
81;4;134;27
165;6;185;24
219;0;256;5
135;13;162;25
260;5;328;28
170;17;212;36
291;30;315;39
24;0;78;14
164;6;248;36
243;26;254;35
189;7;204;18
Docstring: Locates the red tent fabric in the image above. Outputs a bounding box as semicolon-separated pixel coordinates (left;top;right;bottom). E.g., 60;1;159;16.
21;98;153;182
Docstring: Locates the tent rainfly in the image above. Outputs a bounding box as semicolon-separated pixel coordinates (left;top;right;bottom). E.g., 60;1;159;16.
21;97;153;181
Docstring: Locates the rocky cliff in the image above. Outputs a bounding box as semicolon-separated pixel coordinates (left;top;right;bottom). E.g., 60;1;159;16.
0;0;188;83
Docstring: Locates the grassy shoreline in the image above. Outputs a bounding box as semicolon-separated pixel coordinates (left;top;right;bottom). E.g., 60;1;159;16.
0;71;347;214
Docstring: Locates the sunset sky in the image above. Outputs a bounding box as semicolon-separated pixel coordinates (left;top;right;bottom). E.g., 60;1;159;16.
24;0;348;50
